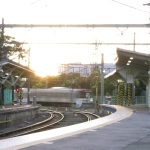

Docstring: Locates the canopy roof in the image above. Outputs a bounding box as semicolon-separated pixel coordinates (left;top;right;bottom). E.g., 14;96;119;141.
105;48;149;85
0;59;35;86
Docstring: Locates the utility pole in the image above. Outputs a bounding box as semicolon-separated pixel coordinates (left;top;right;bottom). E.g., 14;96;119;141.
133;32;136;51
28;48;30;68
101;53;104;104
46;76;48;88
0;18;4;61
0;18;4;108
1;18;4;46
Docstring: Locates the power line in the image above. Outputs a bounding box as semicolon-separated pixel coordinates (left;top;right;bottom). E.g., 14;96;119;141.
111;0;149;13
30;0;40;5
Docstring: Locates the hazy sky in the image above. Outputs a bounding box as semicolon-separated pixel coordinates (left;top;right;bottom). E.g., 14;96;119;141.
0;0;150;76
0;0;149;24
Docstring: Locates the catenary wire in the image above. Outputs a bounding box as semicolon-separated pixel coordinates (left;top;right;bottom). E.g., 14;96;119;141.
111;0;149;14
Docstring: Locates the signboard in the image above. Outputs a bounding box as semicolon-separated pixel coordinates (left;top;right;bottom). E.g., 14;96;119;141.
126;73;133;83
76;100;82;108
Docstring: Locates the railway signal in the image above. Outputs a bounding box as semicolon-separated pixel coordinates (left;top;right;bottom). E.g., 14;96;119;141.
20;88;23;105
16;86;20;93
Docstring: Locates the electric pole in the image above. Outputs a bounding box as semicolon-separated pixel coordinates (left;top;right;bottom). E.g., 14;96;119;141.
101;53;104;104
0;18;4;61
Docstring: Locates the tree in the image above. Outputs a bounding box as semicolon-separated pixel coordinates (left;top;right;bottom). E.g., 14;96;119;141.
104;79;115;95
0;30;27;61
135;79;146;96
32;82;45;88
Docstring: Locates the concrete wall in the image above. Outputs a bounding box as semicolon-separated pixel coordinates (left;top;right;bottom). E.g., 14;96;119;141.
0;105;40;129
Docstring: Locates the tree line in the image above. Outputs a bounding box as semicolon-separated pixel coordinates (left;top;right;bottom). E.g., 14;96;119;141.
31;71;115;96
30;72;146;96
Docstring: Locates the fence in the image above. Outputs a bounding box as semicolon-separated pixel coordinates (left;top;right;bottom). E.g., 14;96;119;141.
92;96;146;105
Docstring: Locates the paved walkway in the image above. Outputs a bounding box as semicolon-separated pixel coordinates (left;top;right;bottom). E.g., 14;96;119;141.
1;105;150;150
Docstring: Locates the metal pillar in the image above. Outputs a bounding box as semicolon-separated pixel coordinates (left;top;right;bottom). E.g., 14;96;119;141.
27;77;30;104
148;74;150;109
46;76;48;88
100;53;104;104
128;83;131;106
12;85;14;106
20;88;22;105
1;84;4;107
71;88;73;110
120;84;124;106
114;85;118;105
118;84;121;105
132;79;135;105
124;84;127;106
133;32;136;51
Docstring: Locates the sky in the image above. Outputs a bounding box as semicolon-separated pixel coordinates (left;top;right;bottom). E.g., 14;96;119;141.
0;0;150;76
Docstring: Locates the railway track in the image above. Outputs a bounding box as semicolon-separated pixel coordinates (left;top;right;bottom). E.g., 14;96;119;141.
75;112;100;121
0;110;99;140
0;111;64;140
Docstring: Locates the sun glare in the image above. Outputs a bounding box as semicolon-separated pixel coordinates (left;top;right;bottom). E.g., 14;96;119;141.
31;63;59;77
29;45;62;77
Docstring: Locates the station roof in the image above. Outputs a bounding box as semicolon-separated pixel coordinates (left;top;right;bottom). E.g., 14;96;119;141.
115;48;150;70
0;59;35;77
105;48;150;85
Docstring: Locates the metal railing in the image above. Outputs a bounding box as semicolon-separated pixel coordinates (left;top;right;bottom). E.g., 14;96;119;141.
92;96;146;105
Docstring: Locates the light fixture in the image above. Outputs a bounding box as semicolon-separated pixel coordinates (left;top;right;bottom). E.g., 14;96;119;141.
117;79;124;83
130;57;133;60
127;63;130;65
20;78;26;82
128;60;131;63
5;73;10;76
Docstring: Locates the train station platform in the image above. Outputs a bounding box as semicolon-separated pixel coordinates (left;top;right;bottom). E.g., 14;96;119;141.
0;105;150;150
0;104;40;130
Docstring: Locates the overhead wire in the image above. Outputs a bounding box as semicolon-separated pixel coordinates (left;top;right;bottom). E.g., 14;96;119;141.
30;0;41;5
111;0;149;14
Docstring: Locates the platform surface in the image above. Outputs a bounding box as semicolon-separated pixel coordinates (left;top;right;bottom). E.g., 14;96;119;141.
0;104;40;113
1;105;150;150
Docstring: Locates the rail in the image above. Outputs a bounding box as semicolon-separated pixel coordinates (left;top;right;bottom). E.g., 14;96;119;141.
75;112;100;121
0;111;64;139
